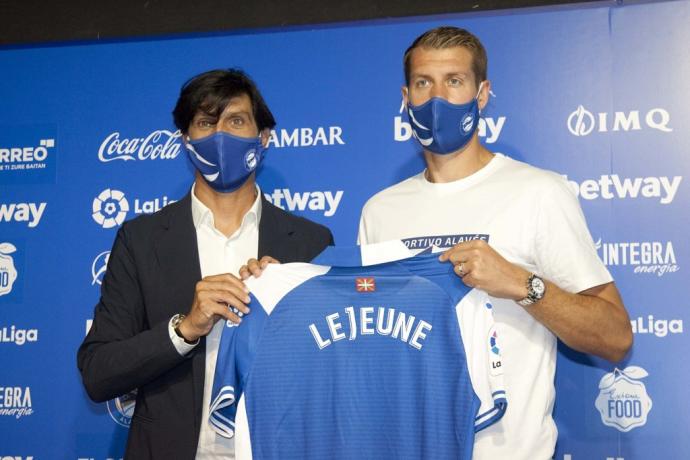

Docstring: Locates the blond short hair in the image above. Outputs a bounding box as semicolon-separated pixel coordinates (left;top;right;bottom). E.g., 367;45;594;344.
403;26;488;87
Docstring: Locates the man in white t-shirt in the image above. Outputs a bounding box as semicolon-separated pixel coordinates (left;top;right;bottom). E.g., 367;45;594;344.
357;26;633;460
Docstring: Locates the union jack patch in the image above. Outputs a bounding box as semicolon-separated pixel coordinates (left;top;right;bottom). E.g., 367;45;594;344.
356;277;376;292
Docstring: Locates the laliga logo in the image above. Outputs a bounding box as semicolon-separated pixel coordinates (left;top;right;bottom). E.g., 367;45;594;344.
92;251;110;285
0;243;18;297
92;189;129;229
488;323;503;376
595;366;653;432
567;105;672;136
98;130;182;162
107;389;137;427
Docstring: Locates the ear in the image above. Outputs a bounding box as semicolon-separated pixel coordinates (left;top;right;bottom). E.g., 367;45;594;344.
260;128;271;147
401;85;409;106
478;80;491;112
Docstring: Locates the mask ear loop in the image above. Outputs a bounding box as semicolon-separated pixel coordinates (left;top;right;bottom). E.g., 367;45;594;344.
476;81;485;115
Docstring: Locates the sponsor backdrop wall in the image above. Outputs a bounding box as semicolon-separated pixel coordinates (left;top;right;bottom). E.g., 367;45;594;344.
1;0;688;458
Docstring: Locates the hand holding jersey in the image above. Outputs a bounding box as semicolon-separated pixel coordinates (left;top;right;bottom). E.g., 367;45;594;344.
177;273;252;342
238;255;280;280
439;239;531;301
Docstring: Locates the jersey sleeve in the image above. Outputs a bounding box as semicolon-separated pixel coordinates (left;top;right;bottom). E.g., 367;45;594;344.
455;288;507;432
209;294;266;438
534;175;613;293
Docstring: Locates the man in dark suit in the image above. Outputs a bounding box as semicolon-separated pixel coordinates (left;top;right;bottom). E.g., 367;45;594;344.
78;69;333;459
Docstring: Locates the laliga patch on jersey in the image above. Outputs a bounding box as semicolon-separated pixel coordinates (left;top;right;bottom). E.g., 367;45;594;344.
355;277;376;292
595;366;652;432
488;325;503;376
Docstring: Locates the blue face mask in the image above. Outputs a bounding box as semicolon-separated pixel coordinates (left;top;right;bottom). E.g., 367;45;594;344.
407;83;483;155
183;131;265;193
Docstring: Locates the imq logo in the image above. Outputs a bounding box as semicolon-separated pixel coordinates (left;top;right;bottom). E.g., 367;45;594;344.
567;105;672;136
98;130;182;162
92;189;175;228
595;366;652;432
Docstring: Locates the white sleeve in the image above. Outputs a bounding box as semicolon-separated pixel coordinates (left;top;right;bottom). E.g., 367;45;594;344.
168;316;198;355
455;288;507;431
534;175;613;293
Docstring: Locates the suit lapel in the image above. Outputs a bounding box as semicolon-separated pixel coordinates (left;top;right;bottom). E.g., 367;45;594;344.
152;193;206;436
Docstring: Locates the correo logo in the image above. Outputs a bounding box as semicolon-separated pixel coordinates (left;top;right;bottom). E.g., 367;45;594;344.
92;189;129;229
567;105;595;136
595;366;653;432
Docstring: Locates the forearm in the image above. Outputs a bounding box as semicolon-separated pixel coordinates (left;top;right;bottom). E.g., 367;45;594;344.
525;281;633;362
77;318;187;402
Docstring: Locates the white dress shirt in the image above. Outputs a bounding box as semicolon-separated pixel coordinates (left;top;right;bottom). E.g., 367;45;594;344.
168;183;261;459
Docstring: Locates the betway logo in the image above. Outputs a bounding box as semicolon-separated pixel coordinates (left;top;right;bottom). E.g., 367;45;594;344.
563;174;681;204
567;105;672;136
98;130;182;162
264;189;343;217
631;315;683;338
0;457;34;460
0;202;46;228
267;126;345;148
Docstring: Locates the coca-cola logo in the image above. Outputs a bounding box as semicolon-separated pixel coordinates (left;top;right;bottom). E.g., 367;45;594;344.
98;130;183;162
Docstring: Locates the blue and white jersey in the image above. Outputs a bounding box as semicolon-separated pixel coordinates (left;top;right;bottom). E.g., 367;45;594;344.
209;241;507;460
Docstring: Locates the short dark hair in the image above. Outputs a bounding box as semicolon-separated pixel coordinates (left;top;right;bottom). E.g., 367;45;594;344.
172;68;276;134
403;26;488;88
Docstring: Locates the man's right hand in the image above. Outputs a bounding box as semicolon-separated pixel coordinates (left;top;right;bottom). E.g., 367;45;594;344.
178;274;251;342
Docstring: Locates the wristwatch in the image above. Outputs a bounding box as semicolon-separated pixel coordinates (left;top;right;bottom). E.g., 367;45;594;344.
517;274;546;307
171;313;197;345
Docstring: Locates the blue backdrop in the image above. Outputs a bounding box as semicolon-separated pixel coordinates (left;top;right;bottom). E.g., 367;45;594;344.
1;0;688;458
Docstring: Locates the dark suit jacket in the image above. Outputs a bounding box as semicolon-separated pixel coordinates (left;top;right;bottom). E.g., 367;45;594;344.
77;192;333;459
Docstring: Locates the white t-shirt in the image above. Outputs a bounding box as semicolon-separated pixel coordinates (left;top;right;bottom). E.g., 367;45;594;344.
358;153;612;460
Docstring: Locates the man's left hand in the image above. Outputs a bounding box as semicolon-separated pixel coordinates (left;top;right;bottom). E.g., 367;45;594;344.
439;239;530;300
239;256;280;280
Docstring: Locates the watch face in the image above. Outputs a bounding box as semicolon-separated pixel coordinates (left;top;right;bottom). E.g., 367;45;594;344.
531;277;546;296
